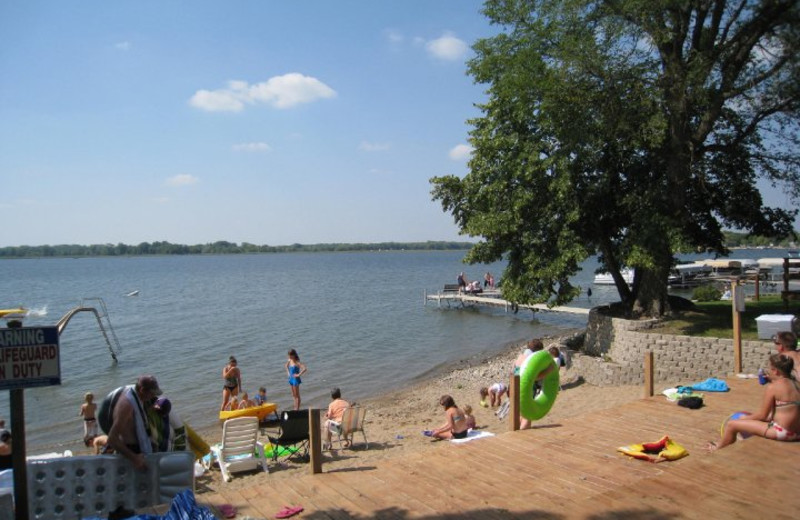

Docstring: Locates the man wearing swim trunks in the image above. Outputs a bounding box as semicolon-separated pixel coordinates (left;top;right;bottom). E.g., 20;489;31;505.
107;375;162;471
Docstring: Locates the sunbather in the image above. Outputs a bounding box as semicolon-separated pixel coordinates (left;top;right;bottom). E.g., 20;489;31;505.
707;354;800;451
425;395;469;440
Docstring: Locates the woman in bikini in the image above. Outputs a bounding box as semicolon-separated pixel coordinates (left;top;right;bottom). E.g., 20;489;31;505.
221;356;242;411
427;394;469;440
708;354;800;451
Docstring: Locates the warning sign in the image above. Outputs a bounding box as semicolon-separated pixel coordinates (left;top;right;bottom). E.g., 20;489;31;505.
0;326;60;390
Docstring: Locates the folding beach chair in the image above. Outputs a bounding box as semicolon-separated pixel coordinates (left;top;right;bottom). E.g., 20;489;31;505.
207;416;268;482
330;406;369;450
266;410;310;462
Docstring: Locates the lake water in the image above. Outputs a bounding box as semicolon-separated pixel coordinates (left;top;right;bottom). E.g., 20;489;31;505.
0;248;791;452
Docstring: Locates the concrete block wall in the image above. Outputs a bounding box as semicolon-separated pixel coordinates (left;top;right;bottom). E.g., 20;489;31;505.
570;309;774;386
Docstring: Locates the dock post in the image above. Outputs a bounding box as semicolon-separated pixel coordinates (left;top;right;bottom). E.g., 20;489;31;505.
732;282;743;374
509;373;520;431
309;409;322;474
644;351;654;398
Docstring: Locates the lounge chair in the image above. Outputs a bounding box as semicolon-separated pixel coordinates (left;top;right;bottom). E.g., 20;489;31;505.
330;406;368;450
267;410;310;462
207;416;268;482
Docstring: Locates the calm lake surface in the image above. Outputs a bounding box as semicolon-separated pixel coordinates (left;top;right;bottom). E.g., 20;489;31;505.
0;248;791;452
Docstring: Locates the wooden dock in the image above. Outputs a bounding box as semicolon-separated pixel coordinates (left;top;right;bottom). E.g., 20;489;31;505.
166;378;797;518
425;290;591;316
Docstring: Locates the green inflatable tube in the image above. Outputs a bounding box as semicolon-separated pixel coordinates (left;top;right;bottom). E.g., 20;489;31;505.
519;350;560;421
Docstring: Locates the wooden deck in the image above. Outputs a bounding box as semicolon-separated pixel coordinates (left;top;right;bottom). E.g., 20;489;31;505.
158;378;798;518
425;291;591;316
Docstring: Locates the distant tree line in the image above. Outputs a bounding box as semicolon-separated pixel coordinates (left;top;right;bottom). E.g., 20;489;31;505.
0;241;476;259
723;231;798;248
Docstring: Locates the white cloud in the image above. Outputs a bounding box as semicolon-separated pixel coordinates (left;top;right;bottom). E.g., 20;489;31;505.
232;142;271;152
449;144;473;161
189;73;336;112
426;32;468;61
165;174;199;187
358;141;390;152
152;197;170;204
115;41;131;51
384;29;404;44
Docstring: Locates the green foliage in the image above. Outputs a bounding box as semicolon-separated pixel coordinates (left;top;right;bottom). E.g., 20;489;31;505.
692;285;723;302
431;0;800;316
0;241;475;259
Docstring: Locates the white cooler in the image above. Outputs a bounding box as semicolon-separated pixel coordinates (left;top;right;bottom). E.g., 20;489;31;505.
755;314;798;339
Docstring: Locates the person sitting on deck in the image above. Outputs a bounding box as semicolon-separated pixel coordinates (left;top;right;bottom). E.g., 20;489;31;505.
773;331;800;380
707;354;800;451
465;280;483;294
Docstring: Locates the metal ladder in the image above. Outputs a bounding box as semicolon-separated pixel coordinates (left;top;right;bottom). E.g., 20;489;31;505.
55;297;122;361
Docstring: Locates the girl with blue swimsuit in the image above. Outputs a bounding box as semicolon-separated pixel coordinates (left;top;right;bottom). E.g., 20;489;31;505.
285;349;307;410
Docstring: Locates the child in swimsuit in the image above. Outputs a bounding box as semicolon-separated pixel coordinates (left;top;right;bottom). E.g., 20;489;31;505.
80;392;98;441
286;349;307;411
480;383;509;408
708;354;800;451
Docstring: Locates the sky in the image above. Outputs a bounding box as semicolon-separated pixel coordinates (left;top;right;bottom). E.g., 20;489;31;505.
0;1;793;248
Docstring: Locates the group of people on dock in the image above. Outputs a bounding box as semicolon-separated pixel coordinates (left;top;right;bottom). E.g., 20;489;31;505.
457;271;495;294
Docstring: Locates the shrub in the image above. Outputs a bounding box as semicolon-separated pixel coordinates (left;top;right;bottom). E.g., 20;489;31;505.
693;284;722;302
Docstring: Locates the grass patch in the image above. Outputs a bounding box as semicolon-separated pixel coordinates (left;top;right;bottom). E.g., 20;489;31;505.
650;295;799;340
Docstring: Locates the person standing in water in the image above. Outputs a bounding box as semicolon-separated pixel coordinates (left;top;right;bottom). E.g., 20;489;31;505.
286;349;307;410
221;356;242;411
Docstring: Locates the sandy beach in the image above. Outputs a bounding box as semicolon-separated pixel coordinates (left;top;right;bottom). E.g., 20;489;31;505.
188;333;646;495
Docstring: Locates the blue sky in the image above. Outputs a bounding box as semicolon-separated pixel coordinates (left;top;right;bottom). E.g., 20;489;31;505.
0;1;792;248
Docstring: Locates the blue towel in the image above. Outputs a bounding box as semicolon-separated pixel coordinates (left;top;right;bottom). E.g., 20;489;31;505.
687;378;729;392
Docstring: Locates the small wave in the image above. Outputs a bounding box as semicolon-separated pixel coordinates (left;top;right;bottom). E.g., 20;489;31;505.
27;306;48;317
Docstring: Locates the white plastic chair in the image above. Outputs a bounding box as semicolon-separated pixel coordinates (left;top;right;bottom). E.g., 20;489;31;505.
208;416;268;482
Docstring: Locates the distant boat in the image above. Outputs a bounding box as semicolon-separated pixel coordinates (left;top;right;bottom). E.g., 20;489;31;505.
126;290;140;297
0;307;28;319
593;269;633;285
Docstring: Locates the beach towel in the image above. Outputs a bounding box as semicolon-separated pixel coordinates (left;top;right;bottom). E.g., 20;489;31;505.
450;430;495;444
122;386;154;454
681;378;729;392
617;435;688;463
662;388;704;402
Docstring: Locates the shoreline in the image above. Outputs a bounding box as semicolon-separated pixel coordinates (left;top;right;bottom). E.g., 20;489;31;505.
189;329;646;493
23;328;649;496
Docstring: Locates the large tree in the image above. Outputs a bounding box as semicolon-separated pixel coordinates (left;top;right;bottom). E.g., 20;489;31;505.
432;0;799;317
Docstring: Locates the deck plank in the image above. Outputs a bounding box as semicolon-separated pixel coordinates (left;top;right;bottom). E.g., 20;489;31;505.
196;378;800;518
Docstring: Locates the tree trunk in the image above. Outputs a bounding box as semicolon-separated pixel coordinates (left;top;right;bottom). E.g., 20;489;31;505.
632;266;671;318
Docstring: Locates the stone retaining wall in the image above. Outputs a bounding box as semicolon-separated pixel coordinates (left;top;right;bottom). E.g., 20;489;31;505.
560;308;773;386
